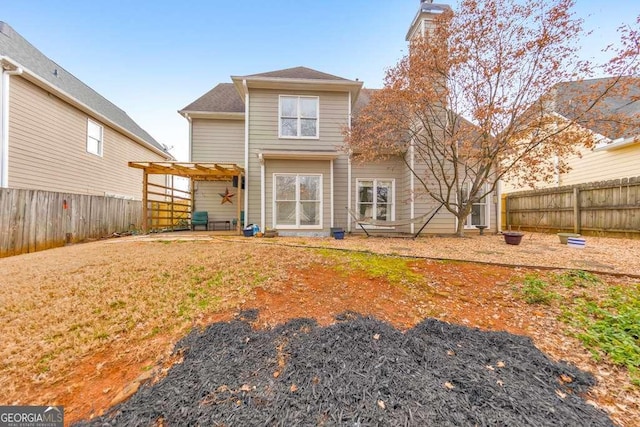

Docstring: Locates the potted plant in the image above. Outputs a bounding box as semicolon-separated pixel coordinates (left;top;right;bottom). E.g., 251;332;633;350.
502;231;524;245
557;232;580;244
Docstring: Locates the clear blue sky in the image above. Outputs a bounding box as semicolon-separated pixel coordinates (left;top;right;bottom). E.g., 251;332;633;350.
2;1;637;161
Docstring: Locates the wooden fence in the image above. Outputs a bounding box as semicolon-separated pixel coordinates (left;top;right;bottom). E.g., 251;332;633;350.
0;188;143;257
503;176;640;237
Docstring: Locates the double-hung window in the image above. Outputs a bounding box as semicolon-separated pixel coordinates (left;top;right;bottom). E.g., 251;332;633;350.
86;119;103;156
274;174;322;228
279;96;319;138
463;183;489;228
357;179;394;221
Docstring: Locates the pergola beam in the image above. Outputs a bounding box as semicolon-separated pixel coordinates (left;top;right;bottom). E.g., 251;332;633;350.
129;161;245;235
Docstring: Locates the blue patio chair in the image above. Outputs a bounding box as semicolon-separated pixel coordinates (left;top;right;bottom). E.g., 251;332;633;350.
191;211;208;230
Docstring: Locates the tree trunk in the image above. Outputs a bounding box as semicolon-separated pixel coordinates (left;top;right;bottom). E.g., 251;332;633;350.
455;214;466;237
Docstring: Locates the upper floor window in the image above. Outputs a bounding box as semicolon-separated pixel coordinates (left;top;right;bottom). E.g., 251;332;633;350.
279;95;318;138
86;119;103;156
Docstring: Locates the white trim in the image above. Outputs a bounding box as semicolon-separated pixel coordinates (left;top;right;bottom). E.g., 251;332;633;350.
355;178;396;227
273;173;323;230
410;142;415;235
178;110;245;120
594;136;638;151
260;158;265;231
86;118;104;157
243;79;249;225
259;150;339;161
330;159;334;228
278;95;319;139
463;183;491;229
496;180;502;233
347;91;352;233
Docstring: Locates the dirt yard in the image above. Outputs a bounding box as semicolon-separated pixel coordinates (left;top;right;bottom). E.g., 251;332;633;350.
0;232;638;426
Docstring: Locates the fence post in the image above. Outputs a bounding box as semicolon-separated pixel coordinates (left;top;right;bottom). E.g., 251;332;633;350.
573;187;581;234
505;195;510;231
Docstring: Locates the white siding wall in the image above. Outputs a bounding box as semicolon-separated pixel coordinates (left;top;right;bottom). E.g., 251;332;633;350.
8;76;166;199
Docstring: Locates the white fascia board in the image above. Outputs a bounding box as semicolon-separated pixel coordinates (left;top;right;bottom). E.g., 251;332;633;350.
594;135;639;151
4;57;172;160
231;75;363;101
179;110;245;120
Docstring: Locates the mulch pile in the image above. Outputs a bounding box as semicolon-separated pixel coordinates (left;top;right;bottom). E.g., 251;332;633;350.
76;310;613;426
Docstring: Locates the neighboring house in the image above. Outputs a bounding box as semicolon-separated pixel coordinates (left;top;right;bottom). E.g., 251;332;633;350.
0;21;172;199
178;0;498;236
504;76;640;191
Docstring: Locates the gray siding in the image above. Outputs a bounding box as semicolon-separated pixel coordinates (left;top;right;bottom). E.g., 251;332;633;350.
193;180;241;226
246;89;350;228
191;118;245;164
8;76;166;199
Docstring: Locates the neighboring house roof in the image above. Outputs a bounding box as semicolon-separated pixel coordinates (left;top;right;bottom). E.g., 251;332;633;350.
552;76;640;141
0;21;172;158
180;66;364;117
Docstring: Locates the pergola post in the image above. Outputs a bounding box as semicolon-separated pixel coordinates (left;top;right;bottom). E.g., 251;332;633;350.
142;171;149;233
236;172;243;234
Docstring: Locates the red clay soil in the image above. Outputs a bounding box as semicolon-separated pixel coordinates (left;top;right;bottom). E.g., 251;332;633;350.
53;260;630;426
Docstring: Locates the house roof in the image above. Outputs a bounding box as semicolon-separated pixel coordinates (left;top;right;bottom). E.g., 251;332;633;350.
0;21;171;158
179;83;244;114
180;66;363;116
242;66;350;81
552;76;640;140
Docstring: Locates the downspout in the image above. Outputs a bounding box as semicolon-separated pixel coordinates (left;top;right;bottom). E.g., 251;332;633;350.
496;180;502;233
243;79;249;226
259;153;265;230
347;91;352;233
185;113;192;162
330;159;334;228
410;141;415;235
0;61;23;188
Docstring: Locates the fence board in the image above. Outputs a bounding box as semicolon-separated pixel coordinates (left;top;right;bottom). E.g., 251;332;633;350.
504;176;640;237
0;189;143;257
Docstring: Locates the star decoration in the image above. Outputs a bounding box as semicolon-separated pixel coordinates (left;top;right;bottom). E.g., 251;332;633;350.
219;187;235;204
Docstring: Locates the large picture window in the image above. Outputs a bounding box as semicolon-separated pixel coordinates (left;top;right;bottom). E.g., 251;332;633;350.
274;174;322;228
357;179;394;221
86;119;103;156
279;96;318;138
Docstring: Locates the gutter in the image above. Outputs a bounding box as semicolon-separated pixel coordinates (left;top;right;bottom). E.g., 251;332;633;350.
0;57;24;187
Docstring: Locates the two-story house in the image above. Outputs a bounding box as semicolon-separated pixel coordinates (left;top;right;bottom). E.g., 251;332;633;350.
0;21;172;199
179;1;498;236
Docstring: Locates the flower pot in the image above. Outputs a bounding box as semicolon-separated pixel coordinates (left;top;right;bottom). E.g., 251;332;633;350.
557;233;581;245
264;230;278;238
330;227;343;237
333;230;345;240
502;232;524;245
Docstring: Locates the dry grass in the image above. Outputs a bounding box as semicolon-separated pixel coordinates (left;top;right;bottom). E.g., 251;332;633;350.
0;231;638;425
0;239;315;403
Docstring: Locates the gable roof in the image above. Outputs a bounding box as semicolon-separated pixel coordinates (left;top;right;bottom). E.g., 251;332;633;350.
179;83;244;114
552;76;640;140
180;66;363;117
243;66;350;81
0;21;171;158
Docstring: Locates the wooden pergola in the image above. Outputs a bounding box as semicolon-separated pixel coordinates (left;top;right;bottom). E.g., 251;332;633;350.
128;162;244;234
